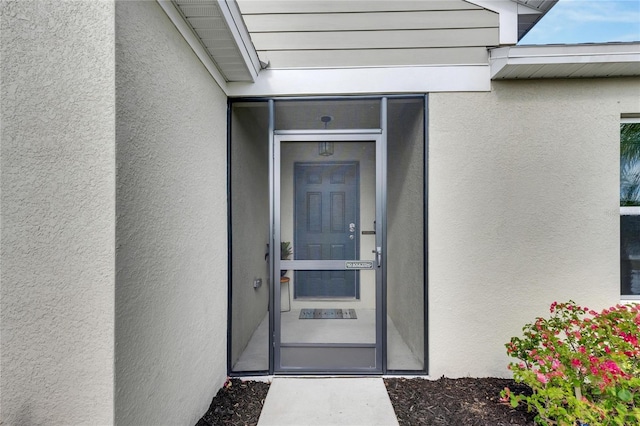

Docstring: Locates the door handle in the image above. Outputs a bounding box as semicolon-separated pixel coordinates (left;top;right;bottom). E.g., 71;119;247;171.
371;246;382;267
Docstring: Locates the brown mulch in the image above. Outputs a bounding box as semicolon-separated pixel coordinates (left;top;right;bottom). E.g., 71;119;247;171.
195;377;536;426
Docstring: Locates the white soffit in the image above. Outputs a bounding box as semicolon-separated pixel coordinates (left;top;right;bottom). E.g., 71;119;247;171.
490;43;640;79
159;0;260;83
237;0;499;69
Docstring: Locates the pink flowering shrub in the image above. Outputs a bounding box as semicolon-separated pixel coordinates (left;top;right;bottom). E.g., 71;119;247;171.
501;301;640;425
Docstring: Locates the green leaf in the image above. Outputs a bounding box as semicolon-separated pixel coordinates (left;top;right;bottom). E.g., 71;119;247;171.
616;403;629;415
617;388;633;402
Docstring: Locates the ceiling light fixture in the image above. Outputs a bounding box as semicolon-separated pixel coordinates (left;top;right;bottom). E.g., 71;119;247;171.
319;115;334;156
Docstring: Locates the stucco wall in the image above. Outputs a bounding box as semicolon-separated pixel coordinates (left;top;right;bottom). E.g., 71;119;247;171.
230;106;270;368
429;78;640;378
1;1;115;424
115;2;228;425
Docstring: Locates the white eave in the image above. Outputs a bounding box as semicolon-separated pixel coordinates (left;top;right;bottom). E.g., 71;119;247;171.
158;0;261;83
490;43;640;79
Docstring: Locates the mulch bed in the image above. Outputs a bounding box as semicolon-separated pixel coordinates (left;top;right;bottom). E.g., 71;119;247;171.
195;377;535;426
195;379;270;426
385;377;536;425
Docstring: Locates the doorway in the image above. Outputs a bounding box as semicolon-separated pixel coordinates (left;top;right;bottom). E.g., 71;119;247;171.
228;96;427;375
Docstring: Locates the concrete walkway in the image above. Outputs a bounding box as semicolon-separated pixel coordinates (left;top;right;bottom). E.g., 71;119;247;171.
257;377;399;426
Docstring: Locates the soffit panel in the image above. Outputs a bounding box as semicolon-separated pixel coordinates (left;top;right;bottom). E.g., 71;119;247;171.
236;0;498;69
237;0;483;14
251;28;499;50
490;43;640;79
243;10;498;32
173;0;257;82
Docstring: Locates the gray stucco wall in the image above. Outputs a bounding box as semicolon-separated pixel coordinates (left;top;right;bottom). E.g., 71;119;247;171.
429;78;640;378
115;2;228;425
1;1;115;424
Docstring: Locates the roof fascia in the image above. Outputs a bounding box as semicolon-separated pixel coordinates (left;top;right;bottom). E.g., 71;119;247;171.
216;0;261;80
225;66;491;97
157;0;229;92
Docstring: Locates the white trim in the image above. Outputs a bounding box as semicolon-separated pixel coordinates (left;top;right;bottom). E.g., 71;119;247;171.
217;0;261;81
622;117;640;124
466;0;519;45
157;0;229;91
226;65;491;97
621;207;640;215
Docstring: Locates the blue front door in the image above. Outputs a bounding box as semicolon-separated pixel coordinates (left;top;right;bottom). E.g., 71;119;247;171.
294;162;359;298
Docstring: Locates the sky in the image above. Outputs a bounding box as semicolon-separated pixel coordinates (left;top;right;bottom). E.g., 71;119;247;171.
519;0;640;45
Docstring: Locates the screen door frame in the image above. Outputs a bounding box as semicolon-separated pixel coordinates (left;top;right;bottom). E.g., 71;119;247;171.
272;129;387;374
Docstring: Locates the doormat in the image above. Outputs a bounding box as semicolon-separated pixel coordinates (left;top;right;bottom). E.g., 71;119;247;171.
299;308;357;319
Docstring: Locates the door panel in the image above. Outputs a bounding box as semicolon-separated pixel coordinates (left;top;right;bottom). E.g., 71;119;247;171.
294;162;359;298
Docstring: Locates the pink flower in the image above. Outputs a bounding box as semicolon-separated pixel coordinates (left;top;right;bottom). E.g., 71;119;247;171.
571;359;582;367
536;372;548;384
500;387;511;403
551;359;561;370
602;360;621;375
620;332;638;346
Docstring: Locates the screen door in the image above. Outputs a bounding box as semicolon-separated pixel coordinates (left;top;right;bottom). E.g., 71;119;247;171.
273;131;384;373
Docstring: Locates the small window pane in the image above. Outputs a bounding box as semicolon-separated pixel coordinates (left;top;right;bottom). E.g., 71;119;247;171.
620;123;640;206
621;215;640;297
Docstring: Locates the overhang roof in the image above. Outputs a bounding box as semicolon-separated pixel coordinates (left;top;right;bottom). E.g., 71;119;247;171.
490;43;640;79
159;0;639;95
159;0;261;82
162;0;556;83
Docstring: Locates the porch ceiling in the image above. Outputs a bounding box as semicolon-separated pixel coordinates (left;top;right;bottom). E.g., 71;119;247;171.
235;0;499;69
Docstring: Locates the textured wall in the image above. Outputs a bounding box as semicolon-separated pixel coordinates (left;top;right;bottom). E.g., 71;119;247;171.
230;106;270;368
429;78;640;378
115;2;228;425
386;99;425;369
1;1;115;424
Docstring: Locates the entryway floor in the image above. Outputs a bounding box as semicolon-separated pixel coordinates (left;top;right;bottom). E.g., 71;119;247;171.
232;310;423;371
257;377;399;425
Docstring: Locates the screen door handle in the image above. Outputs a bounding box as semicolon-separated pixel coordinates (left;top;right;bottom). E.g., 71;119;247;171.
372;246;382;267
